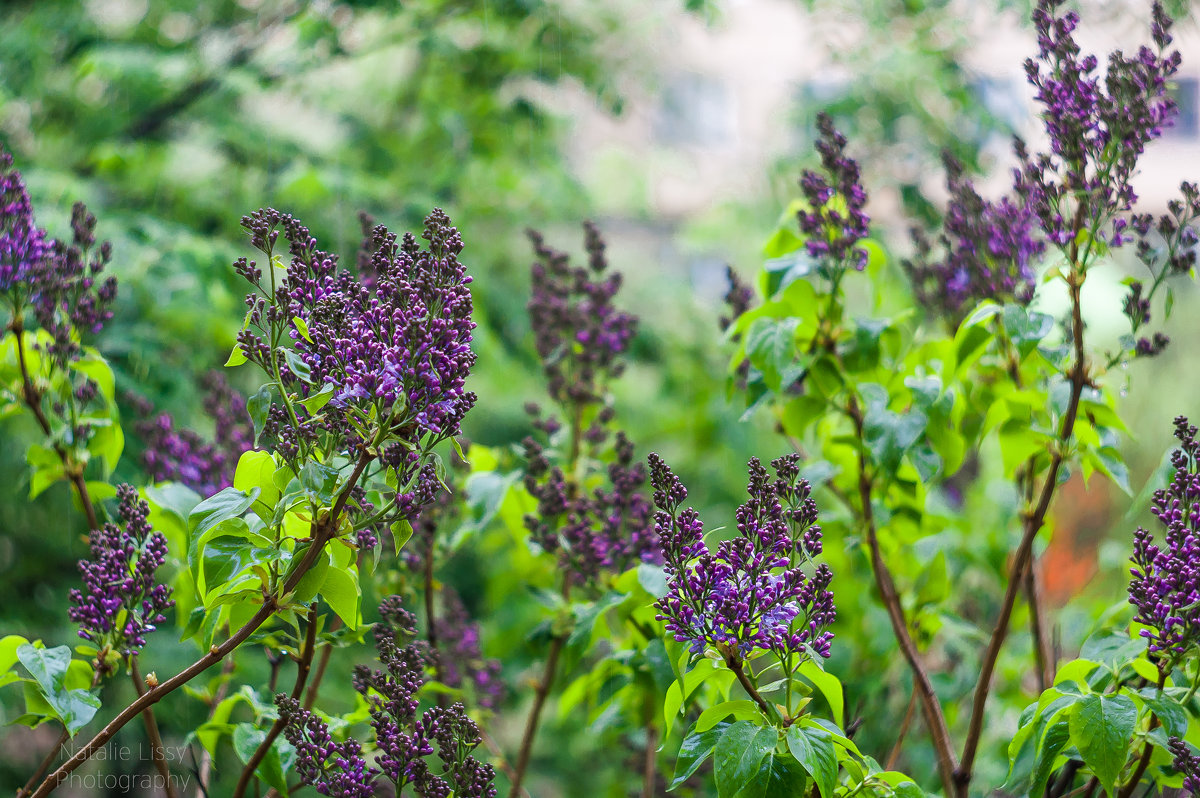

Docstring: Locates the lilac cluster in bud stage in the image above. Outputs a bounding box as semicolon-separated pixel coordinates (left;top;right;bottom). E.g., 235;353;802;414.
907;1;1184;322
2;148;116;388
434;589;505;712
1129;416;1200;668
906;154;1043;318
1169;737;1200;794
132;372;254;495
279;597;496;798
526;223;636;408
67;486;173;663
650;453;835;662
521;224;659;586
524;429;659;586
798;113;870;272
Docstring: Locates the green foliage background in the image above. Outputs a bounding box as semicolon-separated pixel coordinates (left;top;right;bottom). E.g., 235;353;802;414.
1;0;1198;795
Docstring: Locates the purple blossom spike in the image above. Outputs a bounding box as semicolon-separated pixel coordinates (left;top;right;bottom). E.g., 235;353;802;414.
905;153;1045;319
0;147;50;297
1128;416;1200;669
526;222;637;408
1169;737;1200;794
282;596;496;798
650;453;834;661
797;113;870;272
67;485;174;665
235;209;476;468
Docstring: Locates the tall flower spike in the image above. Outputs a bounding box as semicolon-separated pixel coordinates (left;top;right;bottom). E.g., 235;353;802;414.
650;453;834;660
1128;416;1200;670
526;223;637;408
798;113;870;272
0;147;50;299
68;485;174;667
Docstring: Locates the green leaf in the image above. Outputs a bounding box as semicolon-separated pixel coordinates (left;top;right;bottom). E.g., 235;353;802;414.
1069;693;1137;796
669;722;730;790
280;348;312;384
320;565;361;629
695;700;761;733
1137;688;1187;738
390;519;414;555
786;723;838;798
189;487;259;539
714;721;777;798
232;723;290;794
247;385;272;447
299;383;336;414
798;660;844;728
16;644;100;734
292;316;313;343
224;342;248;368
234;451;280;514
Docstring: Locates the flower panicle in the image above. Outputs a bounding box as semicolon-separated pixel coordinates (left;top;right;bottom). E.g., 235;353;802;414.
650;453;835;662
67;485;174;665
1128;415;1200;668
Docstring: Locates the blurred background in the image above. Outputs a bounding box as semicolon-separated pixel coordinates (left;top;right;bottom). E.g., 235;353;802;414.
1;0;1198;794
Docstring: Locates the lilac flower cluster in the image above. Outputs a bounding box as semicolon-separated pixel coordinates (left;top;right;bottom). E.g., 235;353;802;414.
1128;416;1200;669
1120;181;1200;358
650;453;834;662
718;265;754;334
524;428;659;586
279;597;496;798
1;148;116;367
526;223;636;408
797;113;870;272
434;589;505;712
0;148;49;298
235;209;476;465
132;372;253;495
905;154;1044;319
906;1;1182;320
1169;737;1200;794
1016;1;1179;247
67;485;174;666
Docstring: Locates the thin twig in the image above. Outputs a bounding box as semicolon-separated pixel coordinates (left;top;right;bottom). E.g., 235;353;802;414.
16;728;69;798
723;654;779;723
12;322;99;531
232;604;320;798
130;658;180;798
642;722;658;798
848;397;959;796
885;688;918;771
509;632;566;797
29;452;373;797
956;264;1090;796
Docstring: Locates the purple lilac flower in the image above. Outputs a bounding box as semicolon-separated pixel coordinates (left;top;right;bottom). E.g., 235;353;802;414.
281;596;496;798
132;372;254;495
524;429;659;586
719;265;755;334
1128;416;1200;669
797;113;870;272
1014;0;1179;248
278;696;378;798
1120;182;1200;358
234;209;476;518
650;453;835;662
434;588;505;712
67;485;174;665
0;148;50;298
526;222;637;408
1169;737;1200;794
905;154;1045;319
